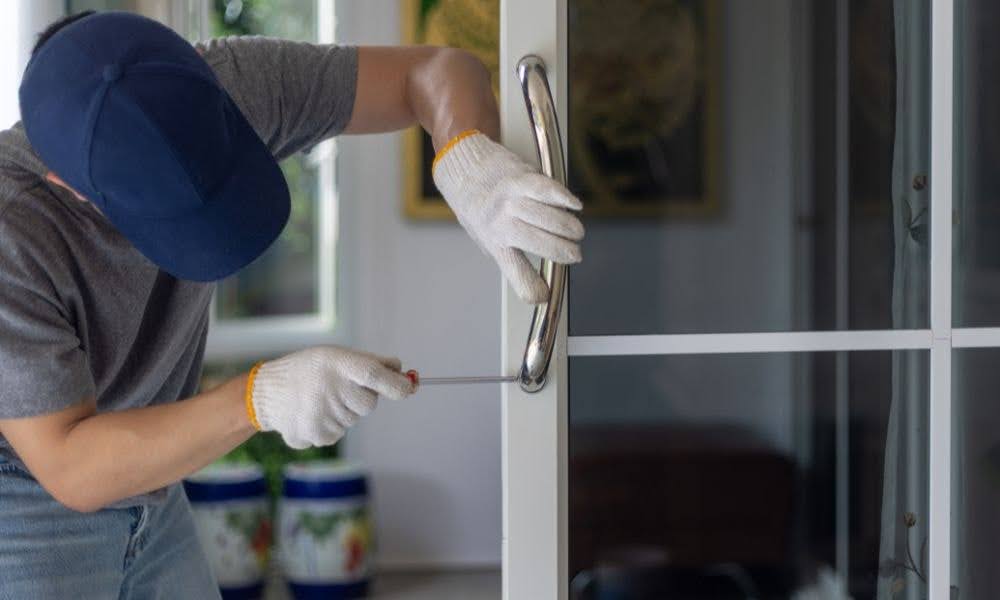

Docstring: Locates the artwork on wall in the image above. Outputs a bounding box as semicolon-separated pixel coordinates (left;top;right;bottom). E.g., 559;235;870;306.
401;0;499;220
400;0;721;219
567;0;720;218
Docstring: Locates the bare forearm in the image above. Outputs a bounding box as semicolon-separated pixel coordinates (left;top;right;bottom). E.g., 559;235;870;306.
346;46;499;150
408;48;500;150
52;376;254;511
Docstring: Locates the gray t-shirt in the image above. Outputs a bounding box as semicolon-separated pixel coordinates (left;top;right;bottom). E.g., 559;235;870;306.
0;37;358;505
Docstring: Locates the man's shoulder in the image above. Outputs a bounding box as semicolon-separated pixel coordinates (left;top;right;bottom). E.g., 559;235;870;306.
194;35;270;82
0;179;85;281
0;190;71;274
0;185;48;258
192;35;357;160
0;124;47;219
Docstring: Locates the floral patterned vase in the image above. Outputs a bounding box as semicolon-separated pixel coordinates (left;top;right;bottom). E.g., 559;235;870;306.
278;461;373;599
184;464;271;600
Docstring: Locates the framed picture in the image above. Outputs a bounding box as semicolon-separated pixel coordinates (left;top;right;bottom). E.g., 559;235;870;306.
849;0;896;218
566;0;720;218
401;0;499;220
400;0;721;220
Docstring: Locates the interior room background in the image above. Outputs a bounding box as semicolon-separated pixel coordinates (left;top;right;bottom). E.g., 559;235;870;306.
2;2;999;598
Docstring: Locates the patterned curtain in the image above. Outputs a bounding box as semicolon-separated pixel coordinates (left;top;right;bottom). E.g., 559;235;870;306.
877;2;930;598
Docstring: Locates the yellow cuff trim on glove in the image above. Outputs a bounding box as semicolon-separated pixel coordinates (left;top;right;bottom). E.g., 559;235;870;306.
245;362;264;431
432;129;479;173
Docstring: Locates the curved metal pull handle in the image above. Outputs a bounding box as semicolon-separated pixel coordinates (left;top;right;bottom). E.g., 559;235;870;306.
516;55;569;393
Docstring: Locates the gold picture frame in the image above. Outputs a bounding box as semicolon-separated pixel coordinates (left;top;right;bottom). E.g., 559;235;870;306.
401;0;721;220
401;0;499;220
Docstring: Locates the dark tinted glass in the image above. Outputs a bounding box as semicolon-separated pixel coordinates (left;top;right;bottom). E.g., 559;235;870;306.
953;349;1000;598
954;1;1000;327
569;351;928;599
567;0;930;335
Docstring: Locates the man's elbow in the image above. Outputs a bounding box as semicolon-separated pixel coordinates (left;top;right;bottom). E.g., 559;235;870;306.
44;477;105;513
0;401;106;512
59;492;105;514
428;46;490;84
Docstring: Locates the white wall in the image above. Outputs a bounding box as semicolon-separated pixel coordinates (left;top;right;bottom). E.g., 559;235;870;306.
0;3;22;129
1;1;64;129
336;1;504;569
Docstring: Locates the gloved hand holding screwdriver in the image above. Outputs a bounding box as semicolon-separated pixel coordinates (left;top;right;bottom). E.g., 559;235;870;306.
250;49;584;451
250;130;584;449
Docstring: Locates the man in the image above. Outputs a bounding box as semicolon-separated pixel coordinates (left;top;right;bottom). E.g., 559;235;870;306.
0;10;583;598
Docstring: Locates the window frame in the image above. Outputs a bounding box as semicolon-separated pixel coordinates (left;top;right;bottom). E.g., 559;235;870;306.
173;0;344;361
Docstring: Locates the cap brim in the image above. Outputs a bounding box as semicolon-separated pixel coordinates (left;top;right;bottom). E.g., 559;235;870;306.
106;99;290;282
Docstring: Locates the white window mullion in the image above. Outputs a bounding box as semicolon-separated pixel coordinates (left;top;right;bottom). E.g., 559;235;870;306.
950;327;1000;348
314;0;337;329
568;329;933;357
196;0;344;361
928;0;954;597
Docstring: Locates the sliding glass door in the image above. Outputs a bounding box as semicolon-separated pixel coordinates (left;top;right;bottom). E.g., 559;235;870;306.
501;0;964;598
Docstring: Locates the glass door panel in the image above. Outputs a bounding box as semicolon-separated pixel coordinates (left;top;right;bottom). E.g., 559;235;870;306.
954;0;1000;327
567;0;930;335
563;1;932;598
953;2;1000;597
569;351;929;598
953;349;1000;598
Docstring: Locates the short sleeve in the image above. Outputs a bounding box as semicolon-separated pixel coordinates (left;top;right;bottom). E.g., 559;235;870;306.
197;36;359;161
0;215;95;419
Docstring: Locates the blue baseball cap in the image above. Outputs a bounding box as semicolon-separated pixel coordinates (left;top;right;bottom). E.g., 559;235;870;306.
18;12;290;281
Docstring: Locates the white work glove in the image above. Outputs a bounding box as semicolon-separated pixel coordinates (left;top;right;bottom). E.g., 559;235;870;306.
433;131;584;304
247;346;415;449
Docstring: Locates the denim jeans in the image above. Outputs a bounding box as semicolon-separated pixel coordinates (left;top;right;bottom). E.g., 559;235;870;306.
0;460;221;599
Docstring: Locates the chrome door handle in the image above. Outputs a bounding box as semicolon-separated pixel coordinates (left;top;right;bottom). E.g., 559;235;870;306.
516;55;568;393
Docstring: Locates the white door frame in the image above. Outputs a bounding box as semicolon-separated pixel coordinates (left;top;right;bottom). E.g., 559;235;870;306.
500;1;957;598
500;2;568;598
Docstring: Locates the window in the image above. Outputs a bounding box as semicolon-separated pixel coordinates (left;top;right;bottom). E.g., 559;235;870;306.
195;0;341;359
0;3;21;130
68;0;343;359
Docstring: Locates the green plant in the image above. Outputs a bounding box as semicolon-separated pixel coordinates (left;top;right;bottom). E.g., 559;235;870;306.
218;432;338;504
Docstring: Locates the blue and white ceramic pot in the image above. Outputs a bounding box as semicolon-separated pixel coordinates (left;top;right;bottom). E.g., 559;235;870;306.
278;461;373;599
184;463;271;600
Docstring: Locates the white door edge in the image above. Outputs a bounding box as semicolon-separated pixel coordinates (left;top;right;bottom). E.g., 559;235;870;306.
500;1;569;598
928;0;954;596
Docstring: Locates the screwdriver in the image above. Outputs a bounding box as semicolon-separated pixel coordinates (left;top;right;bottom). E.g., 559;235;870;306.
406;370;517;386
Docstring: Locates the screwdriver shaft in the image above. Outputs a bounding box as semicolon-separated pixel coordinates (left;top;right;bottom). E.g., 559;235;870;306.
419;375;518;385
